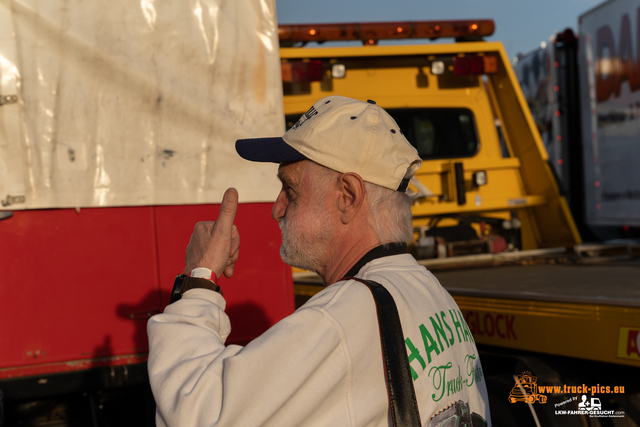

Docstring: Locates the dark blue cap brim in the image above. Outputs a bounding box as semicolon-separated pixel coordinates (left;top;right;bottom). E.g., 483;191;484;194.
235;137;307;163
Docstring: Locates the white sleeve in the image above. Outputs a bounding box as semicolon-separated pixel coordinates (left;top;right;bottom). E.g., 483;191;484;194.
147;288;350;427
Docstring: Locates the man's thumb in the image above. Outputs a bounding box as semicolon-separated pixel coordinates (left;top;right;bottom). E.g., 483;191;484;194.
214;188;238;237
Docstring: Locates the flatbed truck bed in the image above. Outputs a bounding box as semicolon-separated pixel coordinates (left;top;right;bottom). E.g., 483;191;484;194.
435;261;640;307
293;245;640;369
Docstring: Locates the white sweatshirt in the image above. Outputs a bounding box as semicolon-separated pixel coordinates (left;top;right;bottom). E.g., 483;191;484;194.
147;253;491;426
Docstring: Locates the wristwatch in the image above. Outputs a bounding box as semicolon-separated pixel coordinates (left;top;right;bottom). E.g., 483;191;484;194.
169;274;223;304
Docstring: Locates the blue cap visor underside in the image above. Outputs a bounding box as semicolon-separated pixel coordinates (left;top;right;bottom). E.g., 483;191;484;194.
235;137;307;163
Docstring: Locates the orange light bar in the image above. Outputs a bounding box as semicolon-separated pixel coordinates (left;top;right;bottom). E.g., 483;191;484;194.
279;20;495;45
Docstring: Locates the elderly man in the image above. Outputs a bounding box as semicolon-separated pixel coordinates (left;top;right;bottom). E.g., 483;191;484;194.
147;96;491;426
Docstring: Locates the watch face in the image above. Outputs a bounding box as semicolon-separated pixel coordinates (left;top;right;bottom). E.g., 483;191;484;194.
169;275;187;304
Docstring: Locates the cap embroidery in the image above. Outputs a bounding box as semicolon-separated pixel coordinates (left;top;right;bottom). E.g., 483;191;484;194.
291;106;319;130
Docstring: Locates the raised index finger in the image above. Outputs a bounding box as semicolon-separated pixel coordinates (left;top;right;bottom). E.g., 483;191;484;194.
212;188;238;240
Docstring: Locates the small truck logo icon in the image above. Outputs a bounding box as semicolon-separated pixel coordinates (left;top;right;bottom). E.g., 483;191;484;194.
578;395;601;411
508;372;548;404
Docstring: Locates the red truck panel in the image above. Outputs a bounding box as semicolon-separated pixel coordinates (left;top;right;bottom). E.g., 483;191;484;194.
154;203;295;344
0;203;294;379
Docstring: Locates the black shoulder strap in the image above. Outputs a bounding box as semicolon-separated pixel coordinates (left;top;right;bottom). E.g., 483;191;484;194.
344;277;422;427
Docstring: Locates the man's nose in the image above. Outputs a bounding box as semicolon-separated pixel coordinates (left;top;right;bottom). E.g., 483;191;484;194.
272;190;288;221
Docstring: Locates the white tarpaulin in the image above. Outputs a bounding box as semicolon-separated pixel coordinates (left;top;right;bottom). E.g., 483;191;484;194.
0;0;284;210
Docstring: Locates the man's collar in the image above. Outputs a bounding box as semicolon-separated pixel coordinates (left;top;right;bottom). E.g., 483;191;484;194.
341;242;408;279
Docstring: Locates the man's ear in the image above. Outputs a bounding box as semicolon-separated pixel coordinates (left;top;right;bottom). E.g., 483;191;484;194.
337;173;365;224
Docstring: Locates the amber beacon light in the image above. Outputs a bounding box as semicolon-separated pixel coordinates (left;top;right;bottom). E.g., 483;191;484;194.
279;19;495;46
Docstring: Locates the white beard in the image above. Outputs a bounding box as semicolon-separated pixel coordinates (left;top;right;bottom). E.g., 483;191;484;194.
279;206;332;272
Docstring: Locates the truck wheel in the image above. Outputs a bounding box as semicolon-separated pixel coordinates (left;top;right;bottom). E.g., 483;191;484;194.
537;395;547;404
526;395;535;404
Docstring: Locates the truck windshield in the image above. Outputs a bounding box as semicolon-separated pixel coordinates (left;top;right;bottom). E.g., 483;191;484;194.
285;107;479;161
386;108;479;160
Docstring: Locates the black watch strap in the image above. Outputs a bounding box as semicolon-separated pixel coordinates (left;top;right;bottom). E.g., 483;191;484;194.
170;274;223;304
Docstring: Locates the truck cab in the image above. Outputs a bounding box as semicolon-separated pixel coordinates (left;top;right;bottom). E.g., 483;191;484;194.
280;19;580;262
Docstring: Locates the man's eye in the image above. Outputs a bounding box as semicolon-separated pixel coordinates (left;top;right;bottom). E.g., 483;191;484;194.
281;183;295;199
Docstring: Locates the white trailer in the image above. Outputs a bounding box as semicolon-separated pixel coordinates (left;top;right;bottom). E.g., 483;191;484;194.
579;0;640;228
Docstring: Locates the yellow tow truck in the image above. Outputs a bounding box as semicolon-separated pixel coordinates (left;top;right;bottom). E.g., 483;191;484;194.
280;19;640;426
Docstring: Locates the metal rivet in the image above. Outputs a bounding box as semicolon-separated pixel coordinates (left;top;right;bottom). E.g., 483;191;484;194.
391;129;396;134
325;100;331;104
351;116;356;120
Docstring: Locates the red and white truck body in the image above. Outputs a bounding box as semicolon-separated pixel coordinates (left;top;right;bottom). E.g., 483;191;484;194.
0;0;293;411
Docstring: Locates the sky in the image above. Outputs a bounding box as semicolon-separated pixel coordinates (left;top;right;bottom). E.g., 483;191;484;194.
275;0;605;62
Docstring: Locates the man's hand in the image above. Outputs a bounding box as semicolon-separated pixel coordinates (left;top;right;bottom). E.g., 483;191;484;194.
185;188;240;280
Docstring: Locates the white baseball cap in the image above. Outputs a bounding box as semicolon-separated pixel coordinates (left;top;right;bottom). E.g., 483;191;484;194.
236;96;422;192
